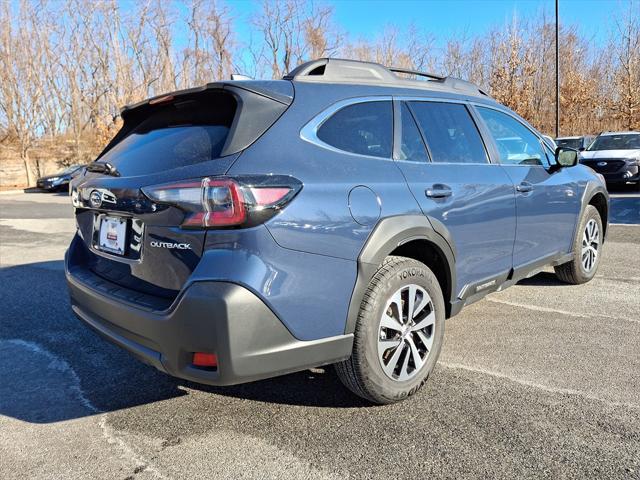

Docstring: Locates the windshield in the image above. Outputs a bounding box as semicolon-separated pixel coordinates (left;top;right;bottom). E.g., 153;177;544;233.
587;134;640;151
556;138;582;149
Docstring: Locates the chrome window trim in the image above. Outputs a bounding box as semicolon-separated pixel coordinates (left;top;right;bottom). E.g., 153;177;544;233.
299;96;394;160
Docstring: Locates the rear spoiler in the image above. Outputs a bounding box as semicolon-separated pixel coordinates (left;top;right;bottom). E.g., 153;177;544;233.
96;81;294;161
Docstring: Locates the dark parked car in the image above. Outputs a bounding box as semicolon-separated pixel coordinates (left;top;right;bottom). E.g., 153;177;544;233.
66;58;609;404
579;131;640;190
37;164;85;191
556;135;595;151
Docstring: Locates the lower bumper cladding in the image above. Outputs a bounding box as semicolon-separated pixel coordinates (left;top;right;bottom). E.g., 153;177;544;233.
66;259;353;386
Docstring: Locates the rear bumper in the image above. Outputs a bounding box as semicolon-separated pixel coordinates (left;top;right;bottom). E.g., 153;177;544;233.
66;254;353;386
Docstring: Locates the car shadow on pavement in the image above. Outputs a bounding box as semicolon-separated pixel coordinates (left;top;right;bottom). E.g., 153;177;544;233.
22;187;68;196
516;271;567;287
0;261;367;424
179;369;371;408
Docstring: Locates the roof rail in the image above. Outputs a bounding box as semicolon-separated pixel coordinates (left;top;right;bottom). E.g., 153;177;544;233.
387;67;445;81
283;58;488;97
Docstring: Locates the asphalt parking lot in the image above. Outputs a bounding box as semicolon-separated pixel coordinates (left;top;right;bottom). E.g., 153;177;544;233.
1;190;639;480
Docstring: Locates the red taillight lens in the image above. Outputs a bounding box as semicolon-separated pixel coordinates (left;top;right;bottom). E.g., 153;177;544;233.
142;175;301;229
248;187;291;205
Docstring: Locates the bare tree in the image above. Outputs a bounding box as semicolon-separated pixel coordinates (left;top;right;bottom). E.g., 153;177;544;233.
1;0;638;187
610;1;640;130
185;0;236;84
0;1;47;184
251;0;340;78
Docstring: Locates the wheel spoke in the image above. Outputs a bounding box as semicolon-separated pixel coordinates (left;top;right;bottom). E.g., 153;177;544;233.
377;337;401;359
411;310;435;332
415;329;434;352
382;342;405;377
406;285;416;324
412;293;429;320
398;344;412;380
407;336;424;372
380;313;403;332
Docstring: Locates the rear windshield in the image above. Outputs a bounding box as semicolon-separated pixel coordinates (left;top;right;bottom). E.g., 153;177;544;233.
99;91;236;176
587;134;640;151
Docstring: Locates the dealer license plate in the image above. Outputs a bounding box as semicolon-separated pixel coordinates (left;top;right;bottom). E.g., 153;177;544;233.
97;216;127;255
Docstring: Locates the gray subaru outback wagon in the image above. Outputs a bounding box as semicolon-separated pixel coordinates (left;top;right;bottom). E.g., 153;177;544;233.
66;58;609;404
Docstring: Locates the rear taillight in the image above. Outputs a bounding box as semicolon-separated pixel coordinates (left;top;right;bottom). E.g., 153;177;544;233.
142;175;301;229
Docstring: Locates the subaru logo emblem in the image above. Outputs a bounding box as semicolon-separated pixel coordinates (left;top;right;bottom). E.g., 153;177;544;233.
89;190;102;208
597;161;607;166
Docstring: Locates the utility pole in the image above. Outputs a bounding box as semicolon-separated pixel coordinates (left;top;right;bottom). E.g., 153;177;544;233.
555;0;560;138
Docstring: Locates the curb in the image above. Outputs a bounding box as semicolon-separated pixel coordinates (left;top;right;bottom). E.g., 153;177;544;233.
0;189;28;195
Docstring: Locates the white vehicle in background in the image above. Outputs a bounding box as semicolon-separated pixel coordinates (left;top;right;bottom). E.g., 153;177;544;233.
579;131;640;190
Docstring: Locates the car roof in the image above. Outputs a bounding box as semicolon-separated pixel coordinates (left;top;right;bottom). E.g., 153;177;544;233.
284;58;491;99
556;136;582;140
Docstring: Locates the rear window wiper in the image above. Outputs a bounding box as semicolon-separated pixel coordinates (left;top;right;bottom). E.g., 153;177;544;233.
86;162;120;177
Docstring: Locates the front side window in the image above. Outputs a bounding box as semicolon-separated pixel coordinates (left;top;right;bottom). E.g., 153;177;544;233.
409;101;488;164
317;101;393;158
477;107;549;166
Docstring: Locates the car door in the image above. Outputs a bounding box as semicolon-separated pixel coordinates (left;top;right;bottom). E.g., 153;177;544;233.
393;99;516;299
473;106;581;271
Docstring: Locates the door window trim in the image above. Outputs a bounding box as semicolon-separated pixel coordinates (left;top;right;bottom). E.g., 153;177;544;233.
299;96;394;160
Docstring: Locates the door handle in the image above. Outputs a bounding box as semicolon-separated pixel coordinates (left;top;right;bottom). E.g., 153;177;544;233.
425;184;453;198
516;182;533;193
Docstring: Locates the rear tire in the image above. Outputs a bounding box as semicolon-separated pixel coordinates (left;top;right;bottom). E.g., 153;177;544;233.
554;205;603;284
335;256;445;404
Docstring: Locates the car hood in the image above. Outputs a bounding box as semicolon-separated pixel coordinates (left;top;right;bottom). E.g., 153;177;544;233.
580;149;640;160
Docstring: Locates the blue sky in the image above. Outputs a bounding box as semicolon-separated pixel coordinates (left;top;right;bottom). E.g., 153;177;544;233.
227;0;624;47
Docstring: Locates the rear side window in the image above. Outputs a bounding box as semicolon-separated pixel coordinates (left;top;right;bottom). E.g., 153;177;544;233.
399;103;429;163
99;91;236;176
476;107;549;166
409;102;488;164
317;101;393;158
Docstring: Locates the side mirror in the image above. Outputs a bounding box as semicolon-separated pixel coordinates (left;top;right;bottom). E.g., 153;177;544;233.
555;147;579;168
578;146;586;152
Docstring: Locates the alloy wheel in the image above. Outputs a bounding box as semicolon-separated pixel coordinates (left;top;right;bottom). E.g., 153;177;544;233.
581;218;600;272
377;284;435;381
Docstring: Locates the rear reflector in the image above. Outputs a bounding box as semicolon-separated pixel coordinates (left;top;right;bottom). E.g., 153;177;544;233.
193;352;218;368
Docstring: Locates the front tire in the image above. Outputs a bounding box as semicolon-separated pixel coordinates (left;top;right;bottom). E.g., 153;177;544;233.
554;205;603;284
335;256;445;404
